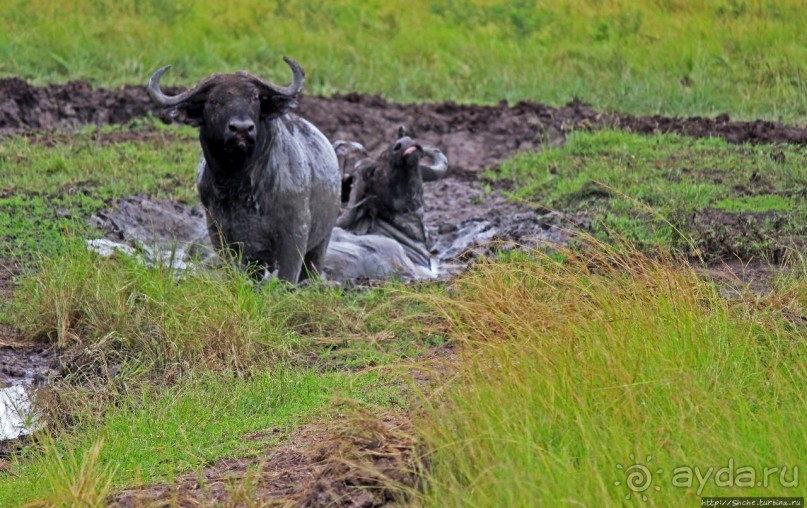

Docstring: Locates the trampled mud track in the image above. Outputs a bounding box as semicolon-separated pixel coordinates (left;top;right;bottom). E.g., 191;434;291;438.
2;78;807;178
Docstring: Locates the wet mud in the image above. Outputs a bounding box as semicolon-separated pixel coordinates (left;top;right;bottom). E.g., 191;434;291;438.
2;79;807;177
87;176;572;280
0;345;56;387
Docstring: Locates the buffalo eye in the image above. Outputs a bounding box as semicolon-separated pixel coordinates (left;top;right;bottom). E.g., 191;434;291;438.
393;142;401;152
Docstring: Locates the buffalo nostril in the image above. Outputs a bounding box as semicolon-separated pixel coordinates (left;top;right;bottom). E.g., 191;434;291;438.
228;119;255;135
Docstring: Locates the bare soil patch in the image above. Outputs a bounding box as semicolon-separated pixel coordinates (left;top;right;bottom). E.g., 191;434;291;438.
690;208;804;263
0;78;177;134
2;79;807;176
111;411;418;508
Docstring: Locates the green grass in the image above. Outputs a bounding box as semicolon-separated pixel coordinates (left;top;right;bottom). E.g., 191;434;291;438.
0;124;197;260
11;239;444;375
714;194;796;212
0;367;402;506
417;244;806;506
493;130;807;259
1;0;806;121
2;3;806;502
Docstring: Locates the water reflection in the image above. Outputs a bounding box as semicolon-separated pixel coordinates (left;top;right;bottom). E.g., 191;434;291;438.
0;384;38;441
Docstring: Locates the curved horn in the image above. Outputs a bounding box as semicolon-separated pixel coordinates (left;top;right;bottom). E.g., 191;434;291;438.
419;145;448;182
333;140;369;177
148;65;221;107
241;56;305;97
333;140;368;157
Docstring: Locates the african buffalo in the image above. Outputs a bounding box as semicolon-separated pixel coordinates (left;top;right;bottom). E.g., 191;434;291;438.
336;128;447;269
148;57;340;283
323;227;434;281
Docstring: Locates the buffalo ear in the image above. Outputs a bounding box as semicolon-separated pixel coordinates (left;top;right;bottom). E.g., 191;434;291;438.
260;95;298;120
170;103;205;127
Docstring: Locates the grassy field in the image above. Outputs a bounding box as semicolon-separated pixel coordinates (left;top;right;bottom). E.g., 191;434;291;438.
1;128;803;504
0;126;198;261
1;368;402;505
494;130;807;260
1;0;806;122
418;246;805;505
1;1;805;506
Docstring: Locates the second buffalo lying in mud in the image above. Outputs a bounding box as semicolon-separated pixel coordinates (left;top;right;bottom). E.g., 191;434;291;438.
336;128;447;270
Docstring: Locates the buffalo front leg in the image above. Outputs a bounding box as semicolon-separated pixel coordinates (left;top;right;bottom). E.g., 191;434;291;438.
299;235;331;282
276;231;309;284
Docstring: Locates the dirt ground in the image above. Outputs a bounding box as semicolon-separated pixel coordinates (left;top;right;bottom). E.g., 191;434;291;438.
111;411;419;508
2;78;807;173
1;78;805;506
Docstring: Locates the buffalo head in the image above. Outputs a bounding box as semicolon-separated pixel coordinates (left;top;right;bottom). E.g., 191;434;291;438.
393;125;448;182
334;126;448;205
148;57;304;158
336;128;448;269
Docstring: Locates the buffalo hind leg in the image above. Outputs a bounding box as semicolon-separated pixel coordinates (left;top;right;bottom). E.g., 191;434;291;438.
300;239;330;283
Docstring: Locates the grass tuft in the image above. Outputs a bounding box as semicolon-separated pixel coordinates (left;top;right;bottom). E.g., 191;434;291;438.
13;238;447;379
25;436;117;508
417;242;805;505
16;242;288;373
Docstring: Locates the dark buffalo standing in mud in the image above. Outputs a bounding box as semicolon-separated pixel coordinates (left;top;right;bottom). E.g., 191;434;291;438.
148;57;340;283
337;128;447;269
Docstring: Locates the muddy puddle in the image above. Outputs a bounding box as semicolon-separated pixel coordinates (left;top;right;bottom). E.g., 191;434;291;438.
87;175;573;281
0;345;55;444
